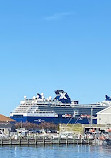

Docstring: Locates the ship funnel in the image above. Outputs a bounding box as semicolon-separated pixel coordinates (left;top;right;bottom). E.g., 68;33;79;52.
49;96;52;101
105;95;111;101
54;90;71;103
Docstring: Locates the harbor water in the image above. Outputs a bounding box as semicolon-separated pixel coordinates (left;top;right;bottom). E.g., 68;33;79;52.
0;145;111;158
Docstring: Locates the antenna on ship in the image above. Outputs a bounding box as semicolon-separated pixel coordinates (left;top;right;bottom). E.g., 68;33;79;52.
33;96;36;100
24;96;27;100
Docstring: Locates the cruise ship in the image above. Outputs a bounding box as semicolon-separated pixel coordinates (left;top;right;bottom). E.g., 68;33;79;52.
10;90;111;124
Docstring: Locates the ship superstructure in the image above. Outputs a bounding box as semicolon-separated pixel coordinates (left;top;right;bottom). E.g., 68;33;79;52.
10;90;111;124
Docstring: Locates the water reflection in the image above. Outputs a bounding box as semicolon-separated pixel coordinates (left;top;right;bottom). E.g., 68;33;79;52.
0;145;111;158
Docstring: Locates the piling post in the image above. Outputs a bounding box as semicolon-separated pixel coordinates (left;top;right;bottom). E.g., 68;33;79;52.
51;136;53;145
80;137;82;144
43;136;45;145
77;139;78;145
1;138;3;145
66;136;68;145
73;135;75;144
35;136;37;145
10;138;12;145
19;137;21;145
27;137;29;145
88;137;89;144
58;136;60;145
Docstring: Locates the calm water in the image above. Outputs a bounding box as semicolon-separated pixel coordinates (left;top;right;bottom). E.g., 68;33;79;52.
0;145;111;158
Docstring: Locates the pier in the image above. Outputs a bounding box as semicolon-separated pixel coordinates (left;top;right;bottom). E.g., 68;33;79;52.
0;137;94;145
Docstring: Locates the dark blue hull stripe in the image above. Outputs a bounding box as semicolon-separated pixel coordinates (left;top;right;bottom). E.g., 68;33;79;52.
10;116;97;124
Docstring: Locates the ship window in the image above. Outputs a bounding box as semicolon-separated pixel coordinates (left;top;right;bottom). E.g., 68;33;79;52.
13;115;23;118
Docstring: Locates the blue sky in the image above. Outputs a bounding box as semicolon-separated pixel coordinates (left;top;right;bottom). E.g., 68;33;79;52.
0;0;111;116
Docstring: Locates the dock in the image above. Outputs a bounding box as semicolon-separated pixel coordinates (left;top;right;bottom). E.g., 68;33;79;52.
0;137;94;145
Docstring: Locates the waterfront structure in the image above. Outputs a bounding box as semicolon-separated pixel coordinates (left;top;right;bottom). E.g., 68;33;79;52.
97;106;111;124
0;114;15;136
10;90;111;124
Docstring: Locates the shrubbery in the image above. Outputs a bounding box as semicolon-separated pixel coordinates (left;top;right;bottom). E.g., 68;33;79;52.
15;122;58;131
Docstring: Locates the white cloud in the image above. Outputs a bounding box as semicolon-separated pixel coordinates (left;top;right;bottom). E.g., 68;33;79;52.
44;12;74;21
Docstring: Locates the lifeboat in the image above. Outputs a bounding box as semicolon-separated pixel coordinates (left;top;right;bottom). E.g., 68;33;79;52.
87;115;91;118
64;114;72;118
81;115;91;118
81;115;87;118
